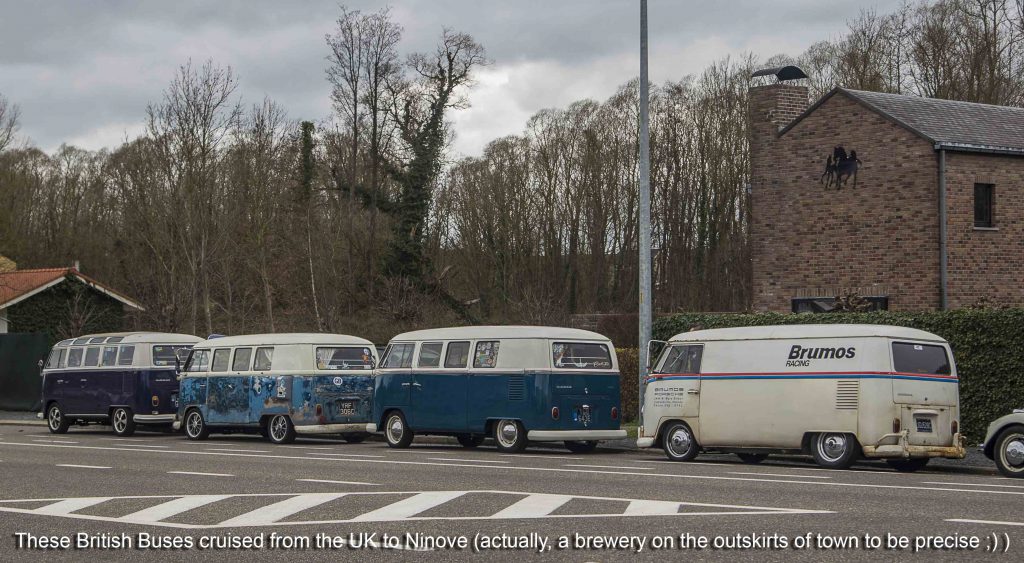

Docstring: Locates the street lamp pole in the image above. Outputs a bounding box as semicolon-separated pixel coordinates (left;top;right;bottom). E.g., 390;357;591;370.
638;0;653;420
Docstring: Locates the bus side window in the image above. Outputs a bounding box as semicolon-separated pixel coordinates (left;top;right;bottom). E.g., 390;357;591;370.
211;349;231;372
232;348;253;371
67;347;84;368
100;346;119;367
418;342;443;368
57;348;67;368
473;341;500;368
188;350;210;372
253;347;274;371
83;347;101;367
117;345;135;366
382;343;414;368
444;341;470;368
44;349;61;369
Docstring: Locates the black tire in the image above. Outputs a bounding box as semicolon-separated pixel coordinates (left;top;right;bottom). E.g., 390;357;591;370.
493;419;527;453
737;453;769;464
993;424;1024;478
456;434;484;448
810;432;860;469
886;458;930;473
662;422;699;461
384;411;414;448
266;414;296;444
183;409;210;441
46;403;70;434
111;407;136;437
564;440;598;453
343;433;367;444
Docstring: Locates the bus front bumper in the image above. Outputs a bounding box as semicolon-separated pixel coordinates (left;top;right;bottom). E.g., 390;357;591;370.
527;429;627;442
862;432;967;459
294;423;376;435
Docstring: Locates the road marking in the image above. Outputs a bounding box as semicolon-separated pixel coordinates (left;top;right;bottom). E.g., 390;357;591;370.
55;464;110;469
0;491;830;529
729;472;832;480
305;452;386;459
220;493;348;526
632;460;735;467
205;448;270;453
119;495;231;523
295;479;378;486
117;444;171;449
167;471;233;477
923;481;1024;489
499;454;584;460
427;458;509;464
33;439;78;444
491;494;571;518
947;518;1024;527
565;464;654;470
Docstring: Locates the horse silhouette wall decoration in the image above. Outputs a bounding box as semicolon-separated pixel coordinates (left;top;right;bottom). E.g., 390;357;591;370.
820;146;862;189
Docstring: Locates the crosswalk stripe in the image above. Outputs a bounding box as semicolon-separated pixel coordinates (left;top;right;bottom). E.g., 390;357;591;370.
35;497;109;515
490;493;572;518
350;491;466;522
119;495;232;523
624;500;681;515
218;493;347;526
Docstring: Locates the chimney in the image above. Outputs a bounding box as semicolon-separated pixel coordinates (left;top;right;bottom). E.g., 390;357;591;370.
748;67;810;193
0;255;16;273
73;260;80;272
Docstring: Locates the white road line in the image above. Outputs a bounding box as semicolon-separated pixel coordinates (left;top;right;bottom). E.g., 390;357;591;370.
632;460;735;467
296;478;378;486
118;444;171;449
167;471;234;477
491;494;572;518
624;500;681;515
119;495;231;523
33;439;78;444
205;448;270;453
729;472;833;480
305;452;386;459
219;493;348;526
565;464;655;470
499;454;584;460
35;497;110;515
282;446;334;451
427;458;509;464
55;464;110;469
924;481;1024;489
384;450;435;454
947;518;1024;527
350;491;466;522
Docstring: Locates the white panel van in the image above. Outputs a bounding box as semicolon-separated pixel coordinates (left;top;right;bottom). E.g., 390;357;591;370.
637;325;966;470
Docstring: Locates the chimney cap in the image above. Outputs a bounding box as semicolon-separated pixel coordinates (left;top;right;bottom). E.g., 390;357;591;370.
752;65;808;82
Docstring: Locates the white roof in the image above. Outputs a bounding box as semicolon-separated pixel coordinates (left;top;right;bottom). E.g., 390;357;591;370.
391;325;610;342
669;324;946;343
57;332;202;346
192;333;375;349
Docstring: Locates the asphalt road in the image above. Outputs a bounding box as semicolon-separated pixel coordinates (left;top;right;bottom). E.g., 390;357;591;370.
0;424;1021;561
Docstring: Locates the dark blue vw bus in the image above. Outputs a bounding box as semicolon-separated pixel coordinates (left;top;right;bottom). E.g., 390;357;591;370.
372;326;626;453
40;332;201;435
174;334;378;444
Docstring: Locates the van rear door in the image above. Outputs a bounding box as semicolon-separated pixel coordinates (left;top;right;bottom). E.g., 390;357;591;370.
890;341;958;406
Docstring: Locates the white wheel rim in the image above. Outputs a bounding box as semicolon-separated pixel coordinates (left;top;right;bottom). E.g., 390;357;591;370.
666;426;692;457
817;433;848;462
48;407;61;430
113;409;127;432
387;416;405;444
496;420;519;448
270;416;289;441
186;412;202;437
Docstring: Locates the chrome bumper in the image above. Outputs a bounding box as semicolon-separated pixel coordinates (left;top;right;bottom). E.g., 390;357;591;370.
36;412;43;419
172;420;182;431
134;414;175;424
862;432;967;459
636;437;656;448
294;422;375;435
527;429;627;442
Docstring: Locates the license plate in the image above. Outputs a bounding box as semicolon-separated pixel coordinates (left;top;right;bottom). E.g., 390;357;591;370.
339;401;355;416
575;405;592;425
916;418;932;433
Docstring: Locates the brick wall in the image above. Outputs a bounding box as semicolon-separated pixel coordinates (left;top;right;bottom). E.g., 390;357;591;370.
750;89;942;312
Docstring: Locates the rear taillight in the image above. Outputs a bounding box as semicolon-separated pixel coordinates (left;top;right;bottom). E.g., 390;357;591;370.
893;418;901;433
951;420;959;435
551;407;559;420
316;404;323;416
611;407;619;420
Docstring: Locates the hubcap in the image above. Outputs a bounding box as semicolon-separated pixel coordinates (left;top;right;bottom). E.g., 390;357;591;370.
271;416;288;441
1004;437;1024;467
497;420;519;447
187;412;201;436
819;433;848;461
48;407;61;430
388;417;404;442
668;427;691;456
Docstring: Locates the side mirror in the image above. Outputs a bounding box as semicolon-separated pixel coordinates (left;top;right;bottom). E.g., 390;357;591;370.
646;340;667;371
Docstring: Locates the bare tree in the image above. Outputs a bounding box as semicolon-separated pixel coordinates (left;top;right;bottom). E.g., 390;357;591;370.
0;93;20;152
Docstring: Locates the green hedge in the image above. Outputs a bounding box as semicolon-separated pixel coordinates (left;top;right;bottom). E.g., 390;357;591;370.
651;309;1024;442
617;348;639;422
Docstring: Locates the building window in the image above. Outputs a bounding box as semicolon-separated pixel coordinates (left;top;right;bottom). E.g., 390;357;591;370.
791;296;889;313
974;183;994;228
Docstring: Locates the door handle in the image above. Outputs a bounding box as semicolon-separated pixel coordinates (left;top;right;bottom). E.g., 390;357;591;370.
687;389;700;395
412;382;422;388
80;378;88;383
401;383;411;387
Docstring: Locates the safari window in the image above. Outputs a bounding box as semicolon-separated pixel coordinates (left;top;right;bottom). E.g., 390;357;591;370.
253;347;274;371
83;347;101;367
232;348;253;371
444;341;470;368
552;342;613;369
317;347;373;370
892;342;951;375
473;341;500;368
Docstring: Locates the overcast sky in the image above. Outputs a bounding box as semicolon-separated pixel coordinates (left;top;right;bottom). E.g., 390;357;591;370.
0;0;906;157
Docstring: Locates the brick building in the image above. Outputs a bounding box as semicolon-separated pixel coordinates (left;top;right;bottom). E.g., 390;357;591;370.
750;74;1024;312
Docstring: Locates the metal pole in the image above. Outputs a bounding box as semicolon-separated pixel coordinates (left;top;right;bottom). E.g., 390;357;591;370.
638;0;653;420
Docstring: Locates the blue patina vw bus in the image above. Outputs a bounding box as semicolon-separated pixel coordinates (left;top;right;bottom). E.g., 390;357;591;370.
173;334;378;444
40;332;201;435
372;326;626;453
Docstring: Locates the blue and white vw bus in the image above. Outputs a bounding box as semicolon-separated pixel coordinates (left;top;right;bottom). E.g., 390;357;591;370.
40;332;201;436
174;334;378;444
372;326;626;453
